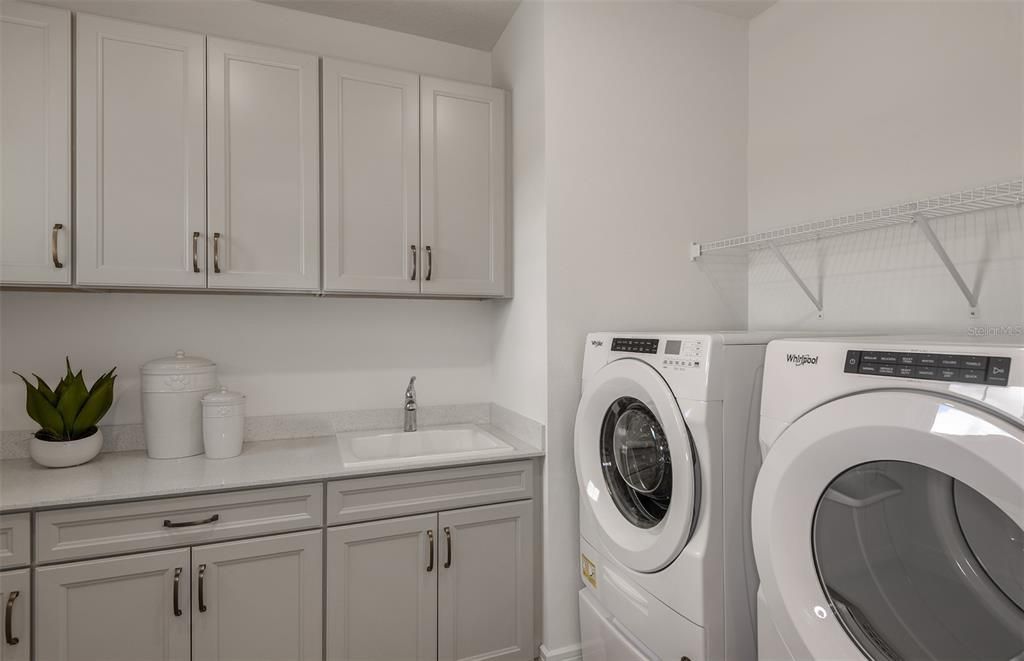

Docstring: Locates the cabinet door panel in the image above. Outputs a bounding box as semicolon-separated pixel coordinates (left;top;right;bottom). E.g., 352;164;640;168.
327;513;437;661
35;548;190;661
323;58;420;293
0;569;30;661
191;530;322;661
438;501;533;661
421;77;506;297
208;39;319;291
0;1;70;285
76;14;205;288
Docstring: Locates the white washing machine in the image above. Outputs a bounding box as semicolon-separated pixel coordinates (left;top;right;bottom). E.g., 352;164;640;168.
753;336;1024;661
574;332;777;661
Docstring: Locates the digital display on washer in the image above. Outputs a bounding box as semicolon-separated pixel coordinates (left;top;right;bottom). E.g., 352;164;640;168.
664;340;682;355
611;338;660;354
844;350;1010;386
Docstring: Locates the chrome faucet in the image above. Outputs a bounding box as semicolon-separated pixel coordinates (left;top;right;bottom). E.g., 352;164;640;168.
404;377;417;432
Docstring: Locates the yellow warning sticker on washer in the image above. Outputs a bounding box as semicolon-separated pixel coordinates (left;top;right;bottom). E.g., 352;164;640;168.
581;553;597;588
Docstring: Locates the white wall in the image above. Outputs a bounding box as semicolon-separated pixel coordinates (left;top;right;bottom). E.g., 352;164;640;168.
0;0;497;432
541;2;749;654
0;292;494;429
747;1;1024;331
491;1;548;427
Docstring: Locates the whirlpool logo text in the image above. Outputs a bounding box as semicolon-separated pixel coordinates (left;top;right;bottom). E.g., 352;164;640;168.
786;353;819;367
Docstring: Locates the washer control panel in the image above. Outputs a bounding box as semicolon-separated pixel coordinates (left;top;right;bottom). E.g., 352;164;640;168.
844;349;1011;386
611;337;659;354
661;337;705;371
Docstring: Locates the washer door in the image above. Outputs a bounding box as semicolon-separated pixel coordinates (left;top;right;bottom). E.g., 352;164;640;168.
753;391;1024;661
575;358;699;573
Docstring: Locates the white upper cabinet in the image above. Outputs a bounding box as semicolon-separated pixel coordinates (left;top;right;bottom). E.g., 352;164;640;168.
75;15;206;288
421;77;507;297
207;38;320;291
322;59;420;294
0;1;70;285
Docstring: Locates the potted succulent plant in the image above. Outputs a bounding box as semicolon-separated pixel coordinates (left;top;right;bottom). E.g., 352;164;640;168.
14;359;116;468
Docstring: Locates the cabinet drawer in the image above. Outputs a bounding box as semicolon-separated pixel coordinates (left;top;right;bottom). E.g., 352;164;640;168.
327;460;533;526
0;513;31;569
36;483;323;563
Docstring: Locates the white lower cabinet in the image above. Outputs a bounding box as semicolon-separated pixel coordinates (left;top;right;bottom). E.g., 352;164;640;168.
35;548;191;661
0;569;30;661
327;501;533;661
192;530;322;661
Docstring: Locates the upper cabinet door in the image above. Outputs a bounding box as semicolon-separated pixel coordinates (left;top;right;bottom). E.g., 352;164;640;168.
35;548;191;661
437;501;533;661
208;38;320;292
0;1;70;285
322;59;420;294
420;77;507;297
75;15;206;288
191;530;322;661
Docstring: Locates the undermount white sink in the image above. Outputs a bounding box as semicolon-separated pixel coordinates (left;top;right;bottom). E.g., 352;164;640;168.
338;425;515;467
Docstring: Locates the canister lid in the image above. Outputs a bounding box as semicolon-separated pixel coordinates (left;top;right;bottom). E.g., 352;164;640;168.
202;386;245;406
142;350;216;375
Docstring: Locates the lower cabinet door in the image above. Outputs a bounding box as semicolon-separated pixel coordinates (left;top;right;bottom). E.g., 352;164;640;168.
327;513;438;661
35;548;190;661
0;569;30;661
438;501;534;661
191;530;322;661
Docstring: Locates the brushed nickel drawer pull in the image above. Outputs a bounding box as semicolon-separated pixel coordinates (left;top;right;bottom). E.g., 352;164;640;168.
192;232;201;273
51;224;64;268
213;233;222;273
410;244;417;280
426;530;434;572
163;514;219;528
4;591;18;645
173;568;182;616
425;245;432;281
198;564;208;613
443;526;452;568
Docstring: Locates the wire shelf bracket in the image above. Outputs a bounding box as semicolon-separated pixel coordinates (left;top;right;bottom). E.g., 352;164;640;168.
690;177;1023;318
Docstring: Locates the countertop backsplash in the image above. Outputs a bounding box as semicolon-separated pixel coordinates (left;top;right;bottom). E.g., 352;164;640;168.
0;402;544;461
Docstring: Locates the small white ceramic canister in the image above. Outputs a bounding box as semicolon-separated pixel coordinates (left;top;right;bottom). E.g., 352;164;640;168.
141;351;217;459
201;387;245;459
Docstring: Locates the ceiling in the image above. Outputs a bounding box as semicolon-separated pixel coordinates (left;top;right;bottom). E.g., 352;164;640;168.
260;0;776;52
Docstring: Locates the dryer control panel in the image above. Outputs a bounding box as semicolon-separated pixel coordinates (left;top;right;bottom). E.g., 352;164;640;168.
844;349;1011;386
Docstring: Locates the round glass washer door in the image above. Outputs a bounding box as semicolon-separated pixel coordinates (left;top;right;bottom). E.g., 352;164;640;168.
575;358;700;573
752;391;1024;661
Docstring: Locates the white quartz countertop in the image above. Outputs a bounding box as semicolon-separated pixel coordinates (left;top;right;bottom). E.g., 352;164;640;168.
0;424;543;512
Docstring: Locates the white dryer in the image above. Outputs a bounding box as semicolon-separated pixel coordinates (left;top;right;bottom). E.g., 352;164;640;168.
574;332;776;661
754;337;1024;661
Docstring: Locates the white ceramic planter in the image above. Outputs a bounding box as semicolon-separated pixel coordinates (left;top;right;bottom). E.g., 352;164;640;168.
30;429;103;468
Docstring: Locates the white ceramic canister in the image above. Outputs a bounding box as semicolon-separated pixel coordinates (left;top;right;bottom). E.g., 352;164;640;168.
201;387;245;459
141;351;217;458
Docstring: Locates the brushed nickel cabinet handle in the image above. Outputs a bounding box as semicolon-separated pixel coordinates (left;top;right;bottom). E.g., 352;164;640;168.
410;244;417;280
443;526;452;569
213;233;222;273
173;568;182;617
4;591;18;645
163;514;219;528
51;224;63;268
198;564;208;613
426;530;434;572
192;232;200;273
425;245;432;281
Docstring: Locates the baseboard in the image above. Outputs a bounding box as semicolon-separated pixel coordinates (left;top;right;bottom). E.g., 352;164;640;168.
539;642;583;661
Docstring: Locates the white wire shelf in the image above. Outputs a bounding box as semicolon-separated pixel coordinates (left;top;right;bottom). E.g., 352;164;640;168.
690;177;1023;319
691;177;1023;258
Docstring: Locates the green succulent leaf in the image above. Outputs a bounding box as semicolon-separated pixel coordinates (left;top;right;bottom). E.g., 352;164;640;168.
13;372;65;437
56;371;90;435
73;375;115;438
33;373;58;405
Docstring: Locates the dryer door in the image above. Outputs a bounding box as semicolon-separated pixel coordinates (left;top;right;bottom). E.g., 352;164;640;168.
575;358;699;573
753;391;1024;661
